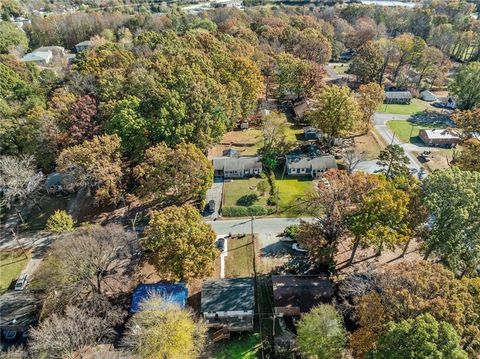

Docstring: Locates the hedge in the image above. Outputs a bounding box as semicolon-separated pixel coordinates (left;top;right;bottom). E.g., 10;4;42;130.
222;205;276;217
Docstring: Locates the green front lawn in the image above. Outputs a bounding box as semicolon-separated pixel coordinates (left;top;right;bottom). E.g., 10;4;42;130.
224;235;254;278
223;177;269;208
387;120;447;143
222;175;313;218
0;250;30;294
377;99;432;116
212;333;261;359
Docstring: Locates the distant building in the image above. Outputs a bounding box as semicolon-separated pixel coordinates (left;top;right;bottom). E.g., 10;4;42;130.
130;283;188;313
419;129;461;148
21;46;66;66
272;275;334;317
21;50;52;66
240;120;249;130
201;278;254;332
75;40;92;53
420;90;438;102
384;91;412;105
212;156;262;178
213;0;243;7
0;291;40;339
285;154;337;178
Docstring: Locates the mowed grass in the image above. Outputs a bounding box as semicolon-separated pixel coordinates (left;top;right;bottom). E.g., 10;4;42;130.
212;333;261;359
224;235;254;278
276;175;314;217
377;99;432;116
0;250;30;294
223;178;269;208
387;120;446;143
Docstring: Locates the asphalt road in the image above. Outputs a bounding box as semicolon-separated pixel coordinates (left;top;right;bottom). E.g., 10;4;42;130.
206;217;310;235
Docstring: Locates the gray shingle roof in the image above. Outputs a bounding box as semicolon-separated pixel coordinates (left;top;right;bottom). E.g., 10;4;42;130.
385;91;412;99
286;155;337;171
201;278;254;313
212;156;262;172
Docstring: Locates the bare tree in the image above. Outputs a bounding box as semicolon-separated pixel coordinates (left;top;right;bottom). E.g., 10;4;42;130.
0;155;44;209
29;306;124;359
34;224;140;316
344;148;366;175
337;265;378;319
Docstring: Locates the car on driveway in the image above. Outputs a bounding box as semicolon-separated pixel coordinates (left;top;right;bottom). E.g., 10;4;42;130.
14;273;28;291
216;237;225;251
208;200;215;213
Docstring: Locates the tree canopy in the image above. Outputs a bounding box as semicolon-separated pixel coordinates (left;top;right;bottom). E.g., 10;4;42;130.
422;167;480;275
142;205;217;281
297;304;347;359
123;295;206;359
368;314;468;359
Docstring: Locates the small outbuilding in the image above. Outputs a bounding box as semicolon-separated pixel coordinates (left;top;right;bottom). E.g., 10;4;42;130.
272;275;334;317
75;40;92;53
420;90;438;102
419;129;461;148
201;278;254;332
293;100;309;121
384;91;412;104
130;282;188;313
303;127;319;140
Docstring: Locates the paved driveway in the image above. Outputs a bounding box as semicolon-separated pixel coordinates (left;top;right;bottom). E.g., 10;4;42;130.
203;177;223;220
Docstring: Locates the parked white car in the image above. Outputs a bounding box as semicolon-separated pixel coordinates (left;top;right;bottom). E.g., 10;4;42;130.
14;273;28;291
292;243;307;253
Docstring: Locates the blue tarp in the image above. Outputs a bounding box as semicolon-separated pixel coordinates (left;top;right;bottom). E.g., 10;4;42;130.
130;282;188;313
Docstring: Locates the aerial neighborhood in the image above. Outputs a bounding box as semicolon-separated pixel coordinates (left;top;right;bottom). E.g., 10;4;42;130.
0;0;479;358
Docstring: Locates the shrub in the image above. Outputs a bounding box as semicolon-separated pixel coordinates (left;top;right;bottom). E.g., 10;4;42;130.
284;224;299;239
46;210;74;233
236;193;259;206
256;180;269;195
267;194;278;206
222;206;275;217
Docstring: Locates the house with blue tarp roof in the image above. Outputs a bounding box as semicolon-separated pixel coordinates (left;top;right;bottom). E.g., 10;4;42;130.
130;283;188;313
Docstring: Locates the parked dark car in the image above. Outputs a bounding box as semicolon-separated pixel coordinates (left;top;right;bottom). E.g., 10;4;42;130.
216;237;225;251
208;200;215;213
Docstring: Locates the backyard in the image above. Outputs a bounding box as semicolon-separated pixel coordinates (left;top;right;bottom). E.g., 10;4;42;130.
209;124;306;158
0;250;31;294
377;99;433;116
212;333;261;359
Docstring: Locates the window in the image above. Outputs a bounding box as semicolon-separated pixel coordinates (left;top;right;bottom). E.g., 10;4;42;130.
297;169;300;174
